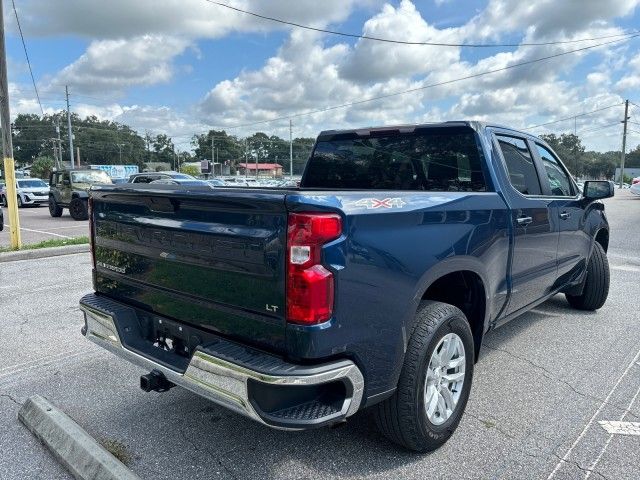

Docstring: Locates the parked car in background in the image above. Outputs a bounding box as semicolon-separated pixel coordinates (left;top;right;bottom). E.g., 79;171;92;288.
221;177;249;186
0;205;3;231
128;171;195;183
1;178;50;207
207;178;227;187
631;177;640;196
149;178;213;188
49;169;112;220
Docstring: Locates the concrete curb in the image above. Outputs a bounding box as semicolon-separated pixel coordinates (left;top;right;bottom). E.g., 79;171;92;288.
18;395;140;480
0;243;89;262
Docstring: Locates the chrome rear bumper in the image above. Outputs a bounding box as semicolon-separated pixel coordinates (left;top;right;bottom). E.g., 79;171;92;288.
80;295;364;430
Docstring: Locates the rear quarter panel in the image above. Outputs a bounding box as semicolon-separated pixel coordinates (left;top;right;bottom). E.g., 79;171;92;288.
285;191;510;397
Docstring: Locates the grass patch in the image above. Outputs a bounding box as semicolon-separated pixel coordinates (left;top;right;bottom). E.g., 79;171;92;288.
100;438;133;466
0;236;89;253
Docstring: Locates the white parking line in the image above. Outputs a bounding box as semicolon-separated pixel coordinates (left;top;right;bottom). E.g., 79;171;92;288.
598;420;640;436
39;225;88;230
547;348;640;479
585;384;640;479
17;226;72;239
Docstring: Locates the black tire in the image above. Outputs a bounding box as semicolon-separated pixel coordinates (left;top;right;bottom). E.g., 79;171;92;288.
565;242;609;311
1;195;6;207
373;301;474;452
49;197;63;217
69;197;88;220
16;195;23;208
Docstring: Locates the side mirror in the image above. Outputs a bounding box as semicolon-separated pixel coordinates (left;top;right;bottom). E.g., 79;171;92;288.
583;180;614;201
62;179;71;186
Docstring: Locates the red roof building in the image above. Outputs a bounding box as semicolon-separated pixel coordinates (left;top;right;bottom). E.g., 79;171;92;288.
237;163;283;178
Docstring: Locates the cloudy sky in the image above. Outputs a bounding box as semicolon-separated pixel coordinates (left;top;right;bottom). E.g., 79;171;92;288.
5;0;640;152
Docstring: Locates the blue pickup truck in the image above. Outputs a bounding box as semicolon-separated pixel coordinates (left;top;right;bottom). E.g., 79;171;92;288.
80;121;613;452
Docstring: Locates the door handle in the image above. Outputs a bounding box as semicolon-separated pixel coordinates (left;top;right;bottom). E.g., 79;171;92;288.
559;211;570;220
516;216;533;226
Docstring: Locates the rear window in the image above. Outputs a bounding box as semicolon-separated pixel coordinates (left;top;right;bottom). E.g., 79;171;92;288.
302;127;487;191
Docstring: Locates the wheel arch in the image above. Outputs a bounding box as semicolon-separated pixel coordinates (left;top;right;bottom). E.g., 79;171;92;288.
594;228;609;252
412;257;490;362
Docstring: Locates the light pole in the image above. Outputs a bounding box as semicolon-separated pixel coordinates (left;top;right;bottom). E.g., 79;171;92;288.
117;143;125;164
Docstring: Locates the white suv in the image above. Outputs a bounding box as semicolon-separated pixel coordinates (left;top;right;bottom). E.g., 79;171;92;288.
0;178;50;207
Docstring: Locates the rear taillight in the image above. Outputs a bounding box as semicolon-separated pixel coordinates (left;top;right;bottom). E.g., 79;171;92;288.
633;178;640;185
286;212;342;325
88;196;96;269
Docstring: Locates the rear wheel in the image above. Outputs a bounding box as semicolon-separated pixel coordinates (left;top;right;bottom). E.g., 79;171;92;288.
69;197;88;220
373;301;474;452
49;197;63;217
1;195;6;207
565;242;609;311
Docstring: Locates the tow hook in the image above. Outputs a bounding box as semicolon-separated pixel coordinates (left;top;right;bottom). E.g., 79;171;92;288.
140;369;175;392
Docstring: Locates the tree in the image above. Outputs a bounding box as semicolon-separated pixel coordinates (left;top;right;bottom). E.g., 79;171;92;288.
30;156;55;180
152;134;175;167
180;164;200;177
191;130;243;166
539;133;585;176
626;144;640;168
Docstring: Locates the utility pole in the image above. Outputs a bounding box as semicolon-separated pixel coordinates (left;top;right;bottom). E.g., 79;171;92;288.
289;119;293;178
65;85;75;169
117;143;124;164
573;116;578;178
244;138;248;179
211;131;216;178
255;144;259;180
56;119;62;169
0;1;20;248
76;146;80;167
619;100;629;188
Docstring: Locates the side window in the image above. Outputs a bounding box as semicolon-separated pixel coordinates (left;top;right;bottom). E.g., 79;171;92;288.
495;135;542;195
536;144;574;196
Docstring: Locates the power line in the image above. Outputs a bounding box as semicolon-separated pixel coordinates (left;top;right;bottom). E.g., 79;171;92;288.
10;0;43;116
203;1;639;48
214;34;638;131
523;103;623;130
575;121;621;136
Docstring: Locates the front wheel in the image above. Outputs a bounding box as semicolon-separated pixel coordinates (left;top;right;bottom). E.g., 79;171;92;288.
1;195;6;207
565;242;609;311
69;198;88;220
49;197;63;217
17;196;23;208
373;301;474;452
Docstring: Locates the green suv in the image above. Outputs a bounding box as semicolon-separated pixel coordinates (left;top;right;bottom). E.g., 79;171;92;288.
49;169;112;220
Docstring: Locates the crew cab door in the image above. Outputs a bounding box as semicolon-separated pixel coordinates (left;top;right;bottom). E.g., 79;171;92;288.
532;142;588;284
492;132;558;315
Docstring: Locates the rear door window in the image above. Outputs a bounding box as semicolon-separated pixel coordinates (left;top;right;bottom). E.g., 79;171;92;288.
303;127;487;191
496;135;542;196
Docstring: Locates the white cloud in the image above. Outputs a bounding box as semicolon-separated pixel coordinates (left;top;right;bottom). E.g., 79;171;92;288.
615;52;640;90
47;35;191;95
17;0;378;39
463;0;640;40
339;0;461;82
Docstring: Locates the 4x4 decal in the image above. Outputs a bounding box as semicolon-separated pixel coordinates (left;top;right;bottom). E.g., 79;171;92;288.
354;198;407;209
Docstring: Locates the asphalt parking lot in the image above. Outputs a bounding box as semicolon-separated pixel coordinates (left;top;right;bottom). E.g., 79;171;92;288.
1;191;639;480
0;204;88;248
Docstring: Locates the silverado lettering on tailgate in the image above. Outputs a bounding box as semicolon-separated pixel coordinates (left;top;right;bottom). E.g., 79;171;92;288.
96;220;266;265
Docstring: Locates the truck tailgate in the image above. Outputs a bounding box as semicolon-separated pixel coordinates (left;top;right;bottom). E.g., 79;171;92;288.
90;186;288;352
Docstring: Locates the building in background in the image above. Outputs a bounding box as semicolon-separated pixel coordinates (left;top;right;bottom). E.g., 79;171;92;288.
237;163;283;178
615;167;640;182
